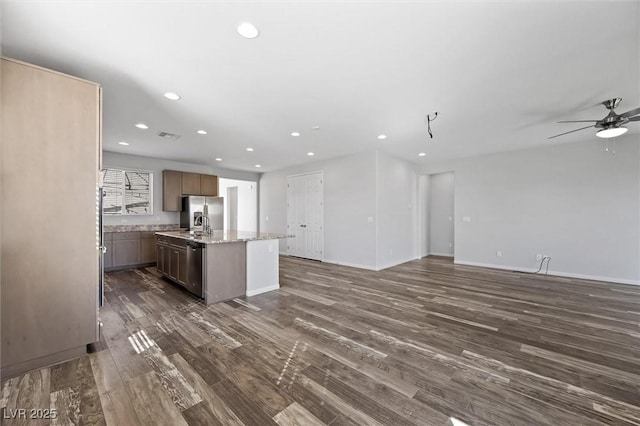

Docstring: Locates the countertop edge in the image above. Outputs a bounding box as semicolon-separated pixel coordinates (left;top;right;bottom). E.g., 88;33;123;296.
155;230;293;244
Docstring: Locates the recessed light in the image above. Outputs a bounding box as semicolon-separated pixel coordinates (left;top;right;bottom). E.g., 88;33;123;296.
135;123;149;129
246;147;254;152
164;92;181;101
312;126;320;130
418;152;426;157
291;132;300;137
307;152;314;156
196;130;207;135
378;134;387;140
215;158;223;162
255;164;262;168
237;22;259;39
118;141;129;146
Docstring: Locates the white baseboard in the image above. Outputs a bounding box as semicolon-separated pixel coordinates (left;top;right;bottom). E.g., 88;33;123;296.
454;260;640;286
246;284;280;297
322;259;377;271
428;252;454;258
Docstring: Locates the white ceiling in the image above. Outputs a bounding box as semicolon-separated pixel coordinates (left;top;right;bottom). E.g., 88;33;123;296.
2;1;639;172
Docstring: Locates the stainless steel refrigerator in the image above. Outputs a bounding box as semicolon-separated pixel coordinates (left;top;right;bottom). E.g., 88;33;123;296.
180;196;224;231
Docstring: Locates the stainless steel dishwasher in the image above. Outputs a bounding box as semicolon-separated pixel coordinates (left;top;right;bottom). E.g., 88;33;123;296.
186;241;204;298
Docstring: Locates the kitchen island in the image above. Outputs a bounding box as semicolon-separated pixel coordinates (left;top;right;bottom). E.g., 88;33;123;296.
155;230;291;304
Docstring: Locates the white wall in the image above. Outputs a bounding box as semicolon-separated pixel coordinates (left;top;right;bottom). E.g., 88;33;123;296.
259;151;378;269
429;172;455;256
417;175;430;258
418;136;640;284
102;151;259;226
375;151;418;269
219;178;258;232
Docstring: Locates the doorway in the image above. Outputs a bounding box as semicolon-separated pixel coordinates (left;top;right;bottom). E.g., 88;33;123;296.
218;178;257;232
428;172;455;257
227;186;238;231
286;171;324;260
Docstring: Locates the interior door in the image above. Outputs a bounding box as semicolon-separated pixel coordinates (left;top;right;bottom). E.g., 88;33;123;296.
287;171;323;260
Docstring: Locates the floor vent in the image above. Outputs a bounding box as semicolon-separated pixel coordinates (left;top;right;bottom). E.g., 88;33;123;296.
157;131;182;141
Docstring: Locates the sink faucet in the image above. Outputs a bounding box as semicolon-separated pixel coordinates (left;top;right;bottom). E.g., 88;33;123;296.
202;215;212;234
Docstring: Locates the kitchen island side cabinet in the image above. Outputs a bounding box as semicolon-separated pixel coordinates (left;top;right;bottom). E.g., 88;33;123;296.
1;58;101;378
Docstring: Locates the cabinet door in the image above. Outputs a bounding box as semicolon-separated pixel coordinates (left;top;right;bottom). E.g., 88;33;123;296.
140;238;157;263
1;58;100;374
157;245;165;273
163;246;171;275
104;240;113;269
178;248;188;284
200;174;218;196
182;172;201;195
113;239;141;267
163;170;182;211
170;248;180;280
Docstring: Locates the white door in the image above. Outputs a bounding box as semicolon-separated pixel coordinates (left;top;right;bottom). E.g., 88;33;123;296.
287;171;323;260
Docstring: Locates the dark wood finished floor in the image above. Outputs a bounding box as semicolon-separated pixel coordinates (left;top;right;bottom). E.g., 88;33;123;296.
2;256;640;425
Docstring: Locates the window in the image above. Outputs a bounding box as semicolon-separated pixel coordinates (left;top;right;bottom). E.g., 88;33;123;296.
102;168;153;215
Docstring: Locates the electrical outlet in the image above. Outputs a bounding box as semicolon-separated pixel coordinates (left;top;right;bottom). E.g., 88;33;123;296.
448;243;453;248
536;254;542;261
496;250;502;257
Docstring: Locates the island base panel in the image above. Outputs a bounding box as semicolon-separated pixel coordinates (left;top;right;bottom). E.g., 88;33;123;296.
204;242;246;304
246;239;280;297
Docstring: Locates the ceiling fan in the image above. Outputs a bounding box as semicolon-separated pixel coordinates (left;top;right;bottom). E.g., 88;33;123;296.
548;98;640;139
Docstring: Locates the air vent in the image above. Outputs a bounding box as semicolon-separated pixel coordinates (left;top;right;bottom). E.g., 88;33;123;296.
157;131;182;141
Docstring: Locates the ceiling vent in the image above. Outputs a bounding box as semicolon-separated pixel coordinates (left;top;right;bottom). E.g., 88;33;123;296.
157;131;182;141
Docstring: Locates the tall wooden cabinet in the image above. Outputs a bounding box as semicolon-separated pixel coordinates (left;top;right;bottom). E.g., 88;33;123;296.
1;58;101;377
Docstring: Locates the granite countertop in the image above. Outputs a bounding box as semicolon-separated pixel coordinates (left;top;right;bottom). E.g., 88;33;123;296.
155;230;293;244
104;224;181;233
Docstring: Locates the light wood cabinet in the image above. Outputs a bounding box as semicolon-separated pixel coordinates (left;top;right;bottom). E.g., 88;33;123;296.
1;58;101;377
201;174;219;196
182;172;201;195
163;170;182;212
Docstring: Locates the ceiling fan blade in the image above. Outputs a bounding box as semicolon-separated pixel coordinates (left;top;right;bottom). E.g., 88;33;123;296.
628;116;640;122
548;125;594;139
557;120;600;123
619;106;640;118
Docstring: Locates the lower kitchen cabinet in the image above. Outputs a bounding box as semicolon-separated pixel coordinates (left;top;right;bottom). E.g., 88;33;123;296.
105;231;160;271
113;238;140;268
140;232;157;263
156;237;194;293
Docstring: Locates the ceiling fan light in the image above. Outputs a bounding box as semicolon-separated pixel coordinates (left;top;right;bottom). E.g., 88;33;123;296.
596;126;628;138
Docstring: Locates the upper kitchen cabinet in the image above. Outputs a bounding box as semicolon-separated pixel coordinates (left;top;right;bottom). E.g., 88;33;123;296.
1;58;101;378
200;174;218;196
163;170;183;212
182;172;201;195
162;170;219;210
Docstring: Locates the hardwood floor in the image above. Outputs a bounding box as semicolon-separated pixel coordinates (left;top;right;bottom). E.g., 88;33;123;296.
2;255;640;425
